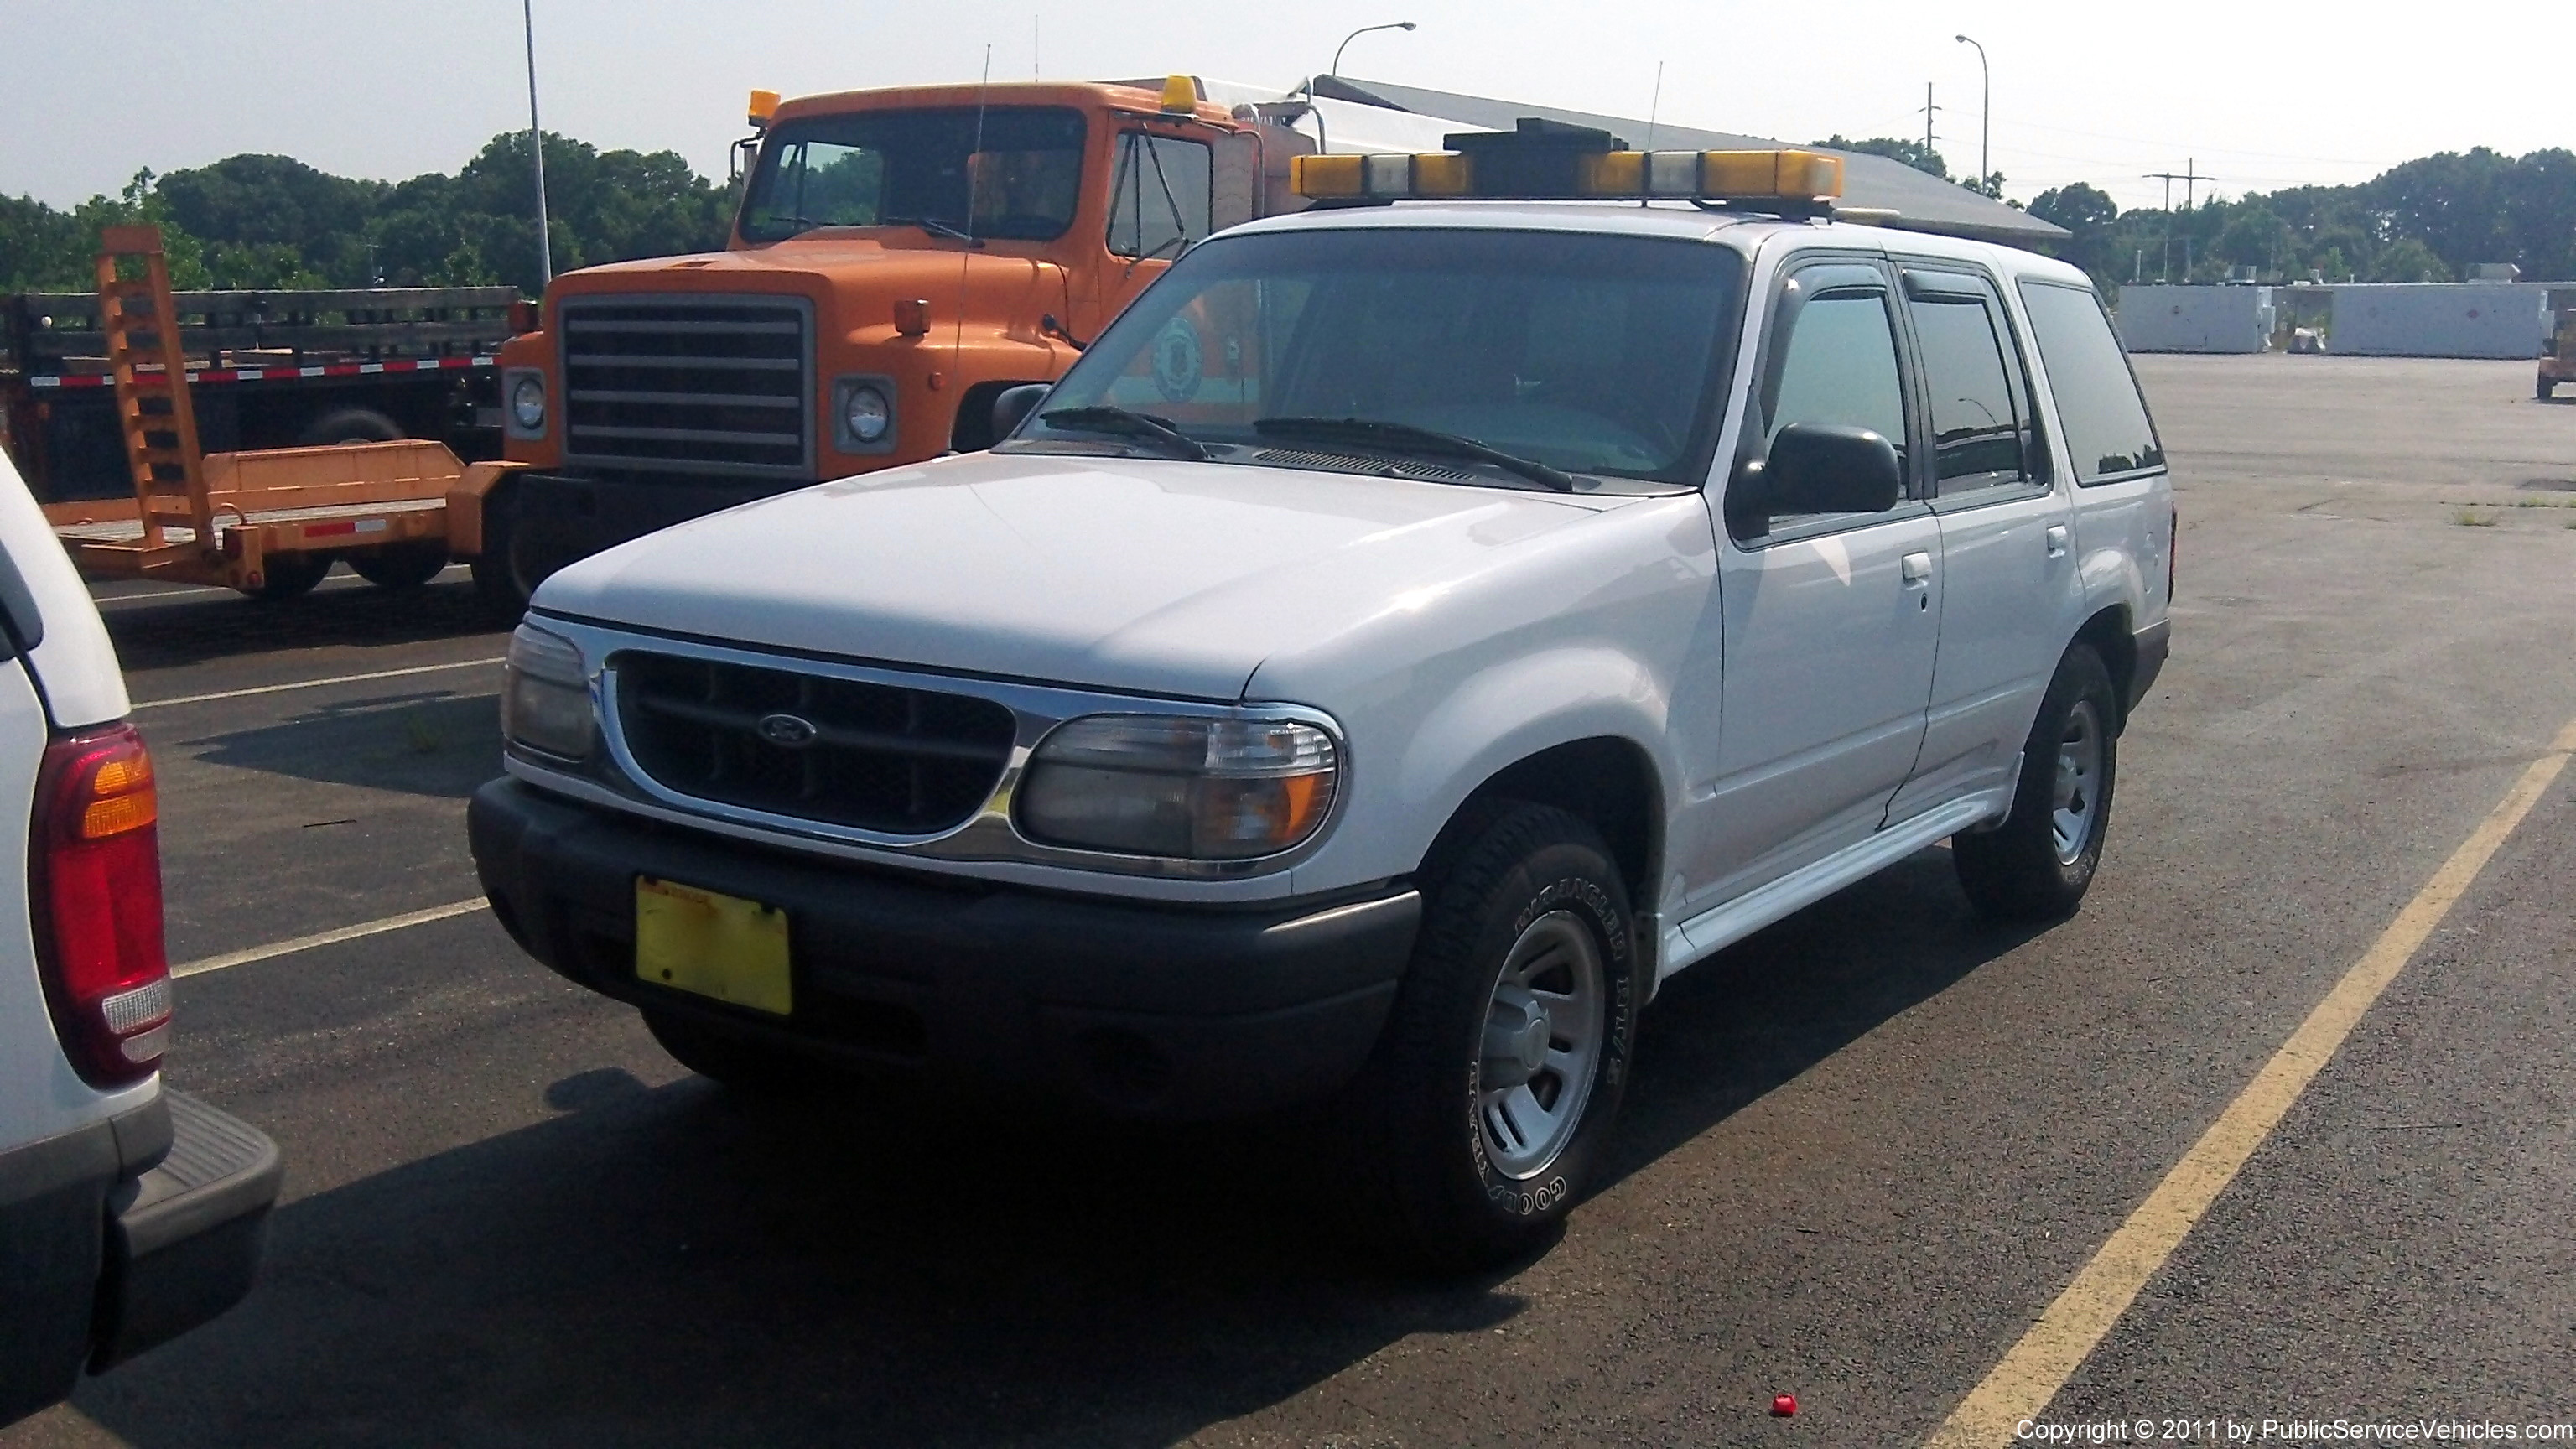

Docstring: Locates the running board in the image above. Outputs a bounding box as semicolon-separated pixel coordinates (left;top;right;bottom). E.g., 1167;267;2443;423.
1657;790;2008;984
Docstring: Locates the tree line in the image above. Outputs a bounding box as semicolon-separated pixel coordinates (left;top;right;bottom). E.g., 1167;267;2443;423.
0;132;731;296
1829;134;2576;293
7;128;2571;301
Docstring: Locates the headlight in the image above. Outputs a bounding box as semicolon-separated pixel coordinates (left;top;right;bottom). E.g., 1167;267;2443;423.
501;624;594;759
1015;714;1337;860
843;384;891;444
510;374;546;432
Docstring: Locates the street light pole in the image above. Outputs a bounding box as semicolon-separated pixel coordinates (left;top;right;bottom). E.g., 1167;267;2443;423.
1330;20;1416;82
1955;34;1989;197
1305;21;1415;157
522;0;553;286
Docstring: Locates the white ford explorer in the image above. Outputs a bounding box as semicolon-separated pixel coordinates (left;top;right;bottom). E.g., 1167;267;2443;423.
470;132;2172;1270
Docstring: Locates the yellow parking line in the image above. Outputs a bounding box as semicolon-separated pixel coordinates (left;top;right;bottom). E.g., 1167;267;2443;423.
1929;714;2576;1447
170;899;491;979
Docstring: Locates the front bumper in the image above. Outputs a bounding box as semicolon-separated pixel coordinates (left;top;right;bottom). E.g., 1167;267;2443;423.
468;779;1420;1119
514;470;811;579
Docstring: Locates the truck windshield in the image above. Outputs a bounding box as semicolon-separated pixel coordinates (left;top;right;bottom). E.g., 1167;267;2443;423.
1017;226;1747;486
740;106;1086;243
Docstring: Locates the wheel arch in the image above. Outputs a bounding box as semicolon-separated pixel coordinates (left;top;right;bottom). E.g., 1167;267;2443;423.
2073;603;2137;730
1413;735;1665;919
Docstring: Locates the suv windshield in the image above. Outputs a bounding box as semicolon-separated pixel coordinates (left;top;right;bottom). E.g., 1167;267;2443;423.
1016;226;1747;486
740;106;1086;243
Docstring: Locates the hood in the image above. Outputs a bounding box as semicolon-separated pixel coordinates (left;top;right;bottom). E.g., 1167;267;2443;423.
532;451;1619;701
553;236;1057;300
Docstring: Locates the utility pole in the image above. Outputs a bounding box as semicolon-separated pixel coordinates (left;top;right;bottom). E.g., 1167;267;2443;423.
522;0;552;286
2142;162;2214;283
1919;82;1940;164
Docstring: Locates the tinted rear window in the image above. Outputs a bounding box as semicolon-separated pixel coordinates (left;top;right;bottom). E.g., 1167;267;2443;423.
2018;281;2165;483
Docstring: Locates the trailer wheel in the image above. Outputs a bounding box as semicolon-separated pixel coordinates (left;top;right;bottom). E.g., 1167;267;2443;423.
242;553;333;601
296;408;406;446
349;541;449;590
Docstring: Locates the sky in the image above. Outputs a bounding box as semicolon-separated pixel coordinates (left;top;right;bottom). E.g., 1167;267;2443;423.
0;2;2537;217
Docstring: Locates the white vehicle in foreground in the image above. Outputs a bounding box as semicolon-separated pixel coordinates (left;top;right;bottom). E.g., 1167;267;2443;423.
470;127;2172;1270
0;450;280;1423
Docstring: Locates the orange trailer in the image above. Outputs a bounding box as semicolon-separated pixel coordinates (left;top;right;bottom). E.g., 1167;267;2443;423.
46;227;524;603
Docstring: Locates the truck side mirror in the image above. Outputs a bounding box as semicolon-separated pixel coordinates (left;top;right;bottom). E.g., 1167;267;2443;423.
1759;423;1903;515
991;384;1051;441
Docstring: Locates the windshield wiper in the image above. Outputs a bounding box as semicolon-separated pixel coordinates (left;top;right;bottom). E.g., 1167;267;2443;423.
1039;406;1210;460
882;216;985;248
1251;416;1576;492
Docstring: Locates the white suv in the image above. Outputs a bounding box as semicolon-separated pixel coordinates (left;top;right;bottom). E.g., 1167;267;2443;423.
0;450;280;1423
470;135;2171;1270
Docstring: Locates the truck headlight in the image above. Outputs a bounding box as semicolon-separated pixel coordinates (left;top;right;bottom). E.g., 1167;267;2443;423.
507;371;543;428
1015;715;1338;860
501;624;594;760
834;375;896;451
844;384;891;444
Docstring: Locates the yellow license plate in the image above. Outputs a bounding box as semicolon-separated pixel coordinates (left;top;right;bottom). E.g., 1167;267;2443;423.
634;877;792;1015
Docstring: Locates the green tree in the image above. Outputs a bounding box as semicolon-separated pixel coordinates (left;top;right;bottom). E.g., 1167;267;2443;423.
1814;135;1950;181
2367;236;2450;282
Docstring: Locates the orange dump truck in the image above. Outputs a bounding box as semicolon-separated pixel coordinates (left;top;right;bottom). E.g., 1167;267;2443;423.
496;76;1373;591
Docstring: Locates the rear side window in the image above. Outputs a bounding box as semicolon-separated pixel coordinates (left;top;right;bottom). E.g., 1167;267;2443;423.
1908;282;2031;492
2018;281;2165;483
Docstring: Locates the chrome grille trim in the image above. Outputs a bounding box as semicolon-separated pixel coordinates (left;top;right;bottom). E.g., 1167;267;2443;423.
511;615;1348;881
559;293;813;479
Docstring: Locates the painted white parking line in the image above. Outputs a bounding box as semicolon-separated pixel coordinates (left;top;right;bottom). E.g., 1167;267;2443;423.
132;656;506;710
171;899;491;979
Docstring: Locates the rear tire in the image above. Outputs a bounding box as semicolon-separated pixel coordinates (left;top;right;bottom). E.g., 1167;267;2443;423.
641;1006;821;1098
295;407;405;447
1337;802;1641;1274
348;541;449;590
240;553;332;601
1954;643;2119;922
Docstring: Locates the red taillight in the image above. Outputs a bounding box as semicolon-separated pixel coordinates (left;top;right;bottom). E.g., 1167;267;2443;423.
30;722;169;1087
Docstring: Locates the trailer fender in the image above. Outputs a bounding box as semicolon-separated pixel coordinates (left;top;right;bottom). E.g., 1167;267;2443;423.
445;461;529;560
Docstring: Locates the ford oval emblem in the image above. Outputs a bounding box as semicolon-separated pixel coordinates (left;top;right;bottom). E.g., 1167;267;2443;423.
756;713;819;749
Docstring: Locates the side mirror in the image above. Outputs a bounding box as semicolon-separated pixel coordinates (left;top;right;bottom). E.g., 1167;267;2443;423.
1760;423;1903;515
991;383;1050;441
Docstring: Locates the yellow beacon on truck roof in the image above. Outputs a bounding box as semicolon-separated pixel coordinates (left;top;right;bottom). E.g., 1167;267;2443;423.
1292;117;1844;209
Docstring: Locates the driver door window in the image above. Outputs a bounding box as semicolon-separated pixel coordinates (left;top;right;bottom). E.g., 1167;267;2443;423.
1108;133;1213;261
1748;267;1910;532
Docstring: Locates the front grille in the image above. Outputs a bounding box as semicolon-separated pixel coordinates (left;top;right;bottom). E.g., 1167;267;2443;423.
614;652;1016;835
561;297;812;478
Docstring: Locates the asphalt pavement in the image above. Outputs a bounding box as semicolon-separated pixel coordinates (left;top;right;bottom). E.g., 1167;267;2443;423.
7;354;2573;1446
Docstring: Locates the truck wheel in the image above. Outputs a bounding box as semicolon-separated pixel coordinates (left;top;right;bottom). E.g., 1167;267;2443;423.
295;408;405;446
1954;643;2119;922
506;510;576;604
2540;377;2558;402
640;1006;821;1098
348;541;449;590
240;553;333;601
469;480;527;615
1340;803;1640;1273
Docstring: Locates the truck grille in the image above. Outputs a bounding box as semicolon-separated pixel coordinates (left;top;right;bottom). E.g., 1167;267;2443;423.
614;652;1017;836
560;297;812;478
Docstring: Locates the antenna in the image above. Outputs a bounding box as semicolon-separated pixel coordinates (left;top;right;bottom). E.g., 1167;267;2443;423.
1644;60;1665;151
1032;13;1040;80
953;44;991;379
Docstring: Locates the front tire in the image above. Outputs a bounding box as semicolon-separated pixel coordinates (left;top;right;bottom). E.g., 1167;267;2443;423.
1341;803;1641;1274
240;553;332;600
1954;643;2119;922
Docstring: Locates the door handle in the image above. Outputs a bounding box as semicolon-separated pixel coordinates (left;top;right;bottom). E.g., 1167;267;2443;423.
2045;525;2070;558
1901;551;1933;584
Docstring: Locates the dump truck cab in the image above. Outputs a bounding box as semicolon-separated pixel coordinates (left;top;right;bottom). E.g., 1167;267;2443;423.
496;77;1292;593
